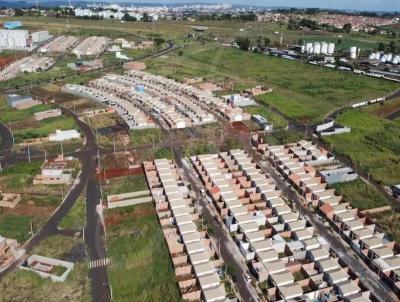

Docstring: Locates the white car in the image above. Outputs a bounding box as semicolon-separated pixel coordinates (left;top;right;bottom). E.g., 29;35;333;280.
244;273;251;283
200;188;206;196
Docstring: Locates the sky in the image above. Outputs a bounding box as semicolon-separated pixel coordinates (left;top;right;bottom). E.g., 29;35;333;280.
128;0;400;12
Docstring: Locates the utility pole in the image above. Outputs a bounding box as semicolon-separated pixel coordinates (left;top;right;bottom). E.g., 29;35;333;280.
27;146;31;163
61;141;64;157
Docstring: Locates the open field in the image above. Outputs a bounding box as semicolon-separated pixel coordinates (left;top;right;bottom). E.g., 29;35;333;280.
59;196;86;230
6;17;395;49
331;179;388;210
370;211;400;243
129;128;163;146
103;174;148;197
323;109;400;186
0;235;90;302
146;43;398;123
361;97;400;118
105;203;182;302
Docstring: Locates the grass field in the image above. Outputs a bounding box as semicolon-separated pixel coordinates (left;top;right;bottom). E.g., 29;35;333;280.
331;179;388;210
13;116;77;143
362;97;400;118
106;203;182;302
146;43;398;123
323;109;400;186
103;174;148;197
370;211;400;243
0;235;90;302
59;196;86;230
129;128;163;146
8;17;394;49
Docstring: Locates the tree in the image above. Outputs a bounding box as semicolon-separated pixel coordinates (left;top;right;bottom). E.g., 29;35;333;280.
154;37;165;47
264;37;271;47
122;13;136;22
389;41;396;52
378;42;385;51
235;37;252;51
343;23;352;34
142;12;151;22
14;9;24;16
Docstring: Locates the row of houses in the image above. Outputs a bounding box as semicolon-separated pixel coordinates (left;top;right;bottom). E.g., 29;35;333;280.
72;36;109;57
62;83;156;129
190;149;372;302
126;70;250;123
143;158;227;302
40;35;80;54
253;138;400;297
82;73;215;129
0;55;55;81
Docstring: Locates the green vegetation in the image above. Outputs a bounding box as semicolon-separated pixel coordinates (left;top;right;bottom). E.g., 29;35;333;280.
263;129;305;145
106;203;182;302
146;44;397;123
323;110;400;185
0;215;31;243
59;197;86;230
0;161;41;190
184;141;218;157
0;97;53;124
0;235;90;302
103;175;148;197
332;180;388;210
31;235;80;259
362;97;400;118
154;147;173;159
370;211;400;243
129;128;163;146
13;116;77;143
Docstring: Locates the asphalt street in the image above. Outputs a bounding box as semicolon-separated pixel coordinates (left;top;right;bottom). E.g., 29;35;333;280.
173;147;260;302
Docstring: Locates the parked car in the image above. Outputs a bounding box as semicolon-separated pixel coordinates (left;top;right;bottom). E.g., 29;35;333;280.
200;188;206;196
244;273;251;283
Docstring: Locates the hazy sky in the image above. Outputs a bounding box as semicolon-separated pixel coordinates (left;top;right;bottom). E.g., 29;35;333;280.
133;0;400;11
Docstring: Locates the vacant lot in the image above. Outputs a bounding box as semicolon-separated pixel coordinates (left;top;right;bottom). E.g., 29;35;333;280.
331;179;388;210
0;235;90;302
370;211;400;243
146;44;397;123
106;203;182;302
323;110;400;185
103;174;148;197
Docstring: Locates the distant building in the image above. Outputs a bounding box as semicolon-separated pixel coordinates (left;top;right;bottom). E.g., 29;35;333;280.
223;94;256;107
48;129;80;142
251;114;273;132
6;94;41;110
34;108;62;121
31;31;52;44
0;29;28;50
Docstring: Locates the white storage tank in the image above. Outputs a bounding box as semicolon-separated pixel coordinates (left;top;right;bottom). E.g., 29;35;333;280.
375;52;382;60
369;53;375;60
301;45;305;53
387;53;393;62
327;43;335;54
392;55;400;64
306;42;313;54
380;55;387;63
349;47;357;59
321;42;328;54
313;42;321;55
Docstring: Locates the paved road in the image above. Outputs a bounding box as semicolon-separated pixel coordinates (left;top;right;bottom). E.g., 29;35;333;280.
173;147;260;302
0;122;13;154
258;160;398;302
